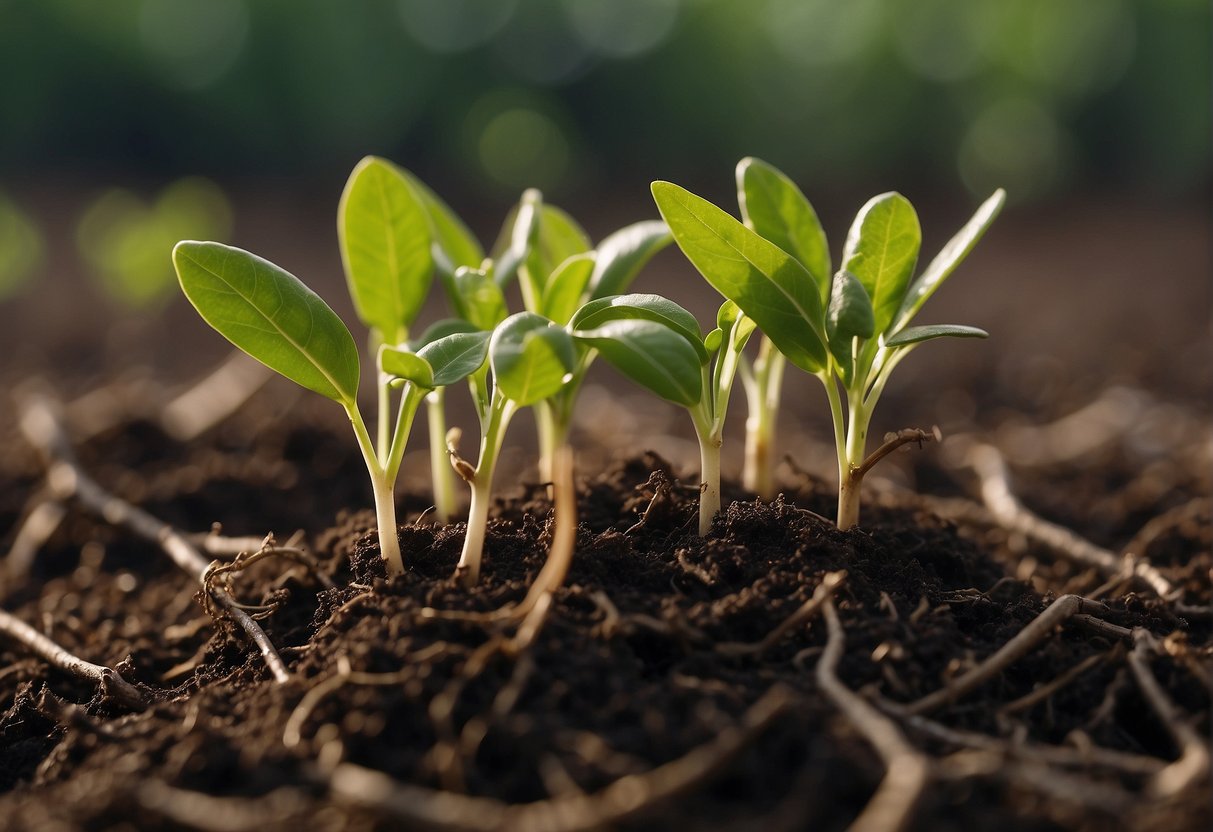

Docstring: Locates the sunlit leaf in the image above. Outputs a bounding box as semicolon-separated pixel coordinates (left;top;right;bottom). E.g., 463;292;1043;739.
588;220;671;299
736;157;830;298
570;292;707;364
396;166;483;274
417;330;492;387
379;345;434;388
841;192;919;337
490;312;576;406
338;157;432;342
541;252;596;325
174;241;359;404
651;181;828;373
455;266;508;331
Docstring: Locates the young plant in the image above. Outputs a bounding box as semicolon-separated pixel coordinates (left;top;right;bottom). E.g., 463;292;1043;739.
571;294;754;535
452;311;578;585
339;156;485;525
172;241;486;576
652;175;1005;530
450;188;671;484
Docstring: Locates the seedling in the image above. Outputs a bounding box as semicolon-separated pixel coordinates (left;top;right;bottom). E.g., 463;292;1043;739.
571;293;754;535
653;171;1004;529
172;241;487;576
339;156;485;526
452;311;577;585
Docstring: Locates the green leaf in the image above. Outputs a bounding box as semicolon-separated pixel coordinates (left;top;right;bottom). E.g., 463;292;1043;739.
716;300;756;347
417;330;492;387
736;157;830;298
490;312;577;406
396;167;483;274
574;319;703;408
541;252;596;325
454;266;508;331
338;157;433;342
532;203;591;281
588;220;672;299
894;189;1006;332
703;328;723;354
842;192;920;337
570;293;707;365
379;345;434;388
826;270;875;379
411;317;481;350
885;324;988;348
492;189;542;288
174;241;359;404
651;181;829;374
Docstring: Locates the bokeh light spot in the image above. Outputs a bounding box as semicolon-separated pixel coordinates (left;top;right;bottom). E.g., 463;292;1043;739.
138;0;249;91
562;0;680;59
398;0;517;53
474;103;571;192
959;98;1067;201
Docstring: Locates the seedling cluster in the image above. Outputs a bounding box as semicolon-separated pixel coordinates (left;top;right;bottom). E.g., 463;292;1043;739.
173;156;1002;579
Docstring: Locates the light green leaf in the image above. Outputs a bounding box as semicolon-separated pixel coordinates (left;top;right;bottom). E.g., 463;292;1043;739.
455;266;508;331
570;293;707;365
703;327;723;354
541;252;596;325
490;312;577;406
716;300;756;345
396;167;483;274
651;181;828;374
338;157;432;342
492;188;542;288
842;192;920;337
885;324;988;348
379;345;434;388
574;319;703;408
417;330;492;387
894;189;1006;331
174;241;359;404
736;157;830;298
588;220;672;299
532;203;591;281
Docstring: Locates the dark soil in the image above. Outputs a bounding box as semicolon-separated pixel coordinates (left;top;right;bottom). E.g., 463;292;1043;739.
0;389;1208;832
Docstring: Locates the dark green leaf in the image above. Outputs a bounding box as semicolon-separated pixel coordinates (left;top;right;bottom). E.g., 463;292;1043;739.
885;324;988;348
651;181;828;374
338;157;432;342
826;270;875;378
736;157;830;297
894;189;1006;331
379;345;434;388
574;319;703;408
842;192;920;337
588;220;672;299
490;312;577;406
417;330;492;387
570;293;707;365
411;318;481;350
174;241;359;404
541;253;596;325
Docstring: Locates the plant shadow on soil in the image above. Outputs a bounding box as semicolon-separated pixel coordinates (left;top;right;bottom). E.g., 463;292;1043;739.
0;399;1209;831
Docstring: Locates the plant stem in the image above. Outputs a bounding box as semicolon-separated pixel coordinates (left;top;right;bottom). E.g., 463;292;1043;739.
347;403;404;575
534;399;571;486
836;389;872;531
376;373;391;468
742;342;785;499
455;394;517;586
693;417;722;536
426;390;457;524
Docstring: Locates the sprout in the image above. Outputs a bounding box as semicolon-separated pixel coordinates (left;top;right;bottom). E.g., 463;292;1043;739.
571;294;754;535
653;171;1004;530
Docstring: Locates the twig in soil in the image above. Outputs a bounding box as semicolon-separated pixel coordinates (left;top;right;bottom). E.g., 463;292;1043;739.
326;685;794;832
17;393;290;684
936;751;1134;814
1126;629;1210;798
997;649;1115;716
903;594;1114;716
160;351;275;441
186;526;285;558
2;495;65;589
1123;497;1210;568
0;606;146;709
818;598;929;832
717;571;844;657
138;780;315;832
959;443;1177;600
202;531;336;597
853;427;940;482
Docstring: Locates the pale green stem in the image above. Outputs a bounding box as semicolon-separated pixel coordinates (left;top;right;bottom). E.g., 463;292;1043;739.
743;343;786;499
426;389;457;524
375;374;391;468
455;394;518;585
383;386;425;484
346;403;403;576
691;410;722;537
534;399;563;486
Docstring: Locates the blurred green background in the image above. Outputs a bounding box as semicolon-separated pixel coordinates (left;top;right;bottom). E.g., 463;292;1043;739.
0;0;1208;405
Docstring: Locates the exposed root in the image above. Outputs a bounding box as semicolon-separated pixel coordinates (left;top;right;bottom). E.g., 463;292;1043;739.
2;494;65;590
904;594;1114;715
997;649;1114;716
0;606;147;710
960;443;1177;600
717;571;844;657
818;598;929;832
202;532;337;604
327;685;794;832
17;393;290;684
160;351;275;441
1126;629;1210;798
138;780;315;832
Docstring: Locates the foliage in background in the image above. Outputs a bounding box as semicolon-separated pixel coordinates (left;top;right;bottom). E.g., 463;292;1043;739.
0;0;1207;200
0;194;43;300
